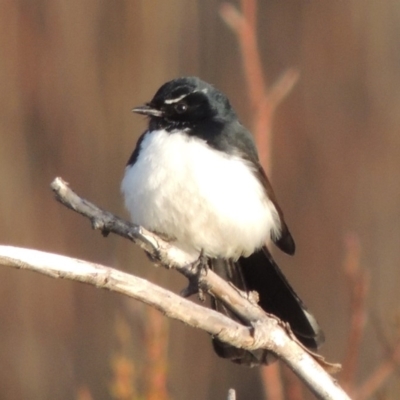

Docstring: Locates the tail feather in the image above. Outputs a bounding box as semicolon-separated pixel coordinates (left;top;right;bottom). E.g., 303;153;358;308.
209;247;324;366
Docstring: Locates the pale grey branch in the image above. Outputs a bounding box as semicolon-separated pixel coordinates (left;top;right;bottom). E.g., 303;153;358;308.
0;245;349;400
0;176;352;399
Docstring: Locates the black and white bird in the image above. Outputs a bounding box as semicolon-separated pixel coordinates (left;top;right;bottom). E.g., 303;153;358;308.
121;76;324;365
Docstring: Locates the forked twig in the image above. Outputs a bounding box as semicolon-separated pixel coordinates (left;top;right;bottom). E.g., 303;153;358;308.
220;0;299;173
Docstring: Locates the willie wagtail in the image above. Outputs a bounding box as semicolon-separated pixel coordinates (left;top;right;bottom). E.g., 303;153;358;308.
121;76;324;366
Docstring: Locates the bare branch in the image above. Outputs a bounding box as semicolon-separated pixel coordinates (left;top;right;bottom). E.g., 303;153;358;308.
50;177;347;397
0;176;351;399
50;178;285;327
0;243;349;400
0;245;253;348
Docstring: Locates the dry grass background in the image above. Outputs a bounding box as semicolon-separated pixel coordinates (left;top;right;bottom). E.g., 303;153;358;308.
1;1;400;399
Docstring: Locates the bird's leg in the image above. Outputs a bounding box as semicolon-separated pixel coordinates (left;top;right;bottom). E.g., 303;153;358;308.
180;250;208;301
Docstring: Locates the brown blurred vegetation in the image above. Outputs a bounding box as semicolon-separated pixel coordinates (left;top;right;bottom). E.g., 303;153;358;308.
1;1;400;399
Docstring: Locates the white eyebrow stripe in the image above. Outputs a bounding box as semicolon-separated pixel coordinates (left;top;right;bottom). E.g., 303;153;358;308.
164;93;189;104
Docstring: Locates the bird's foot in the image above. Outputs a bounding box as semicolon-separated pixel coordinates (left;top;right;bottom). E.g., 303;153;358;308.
180;250;208;301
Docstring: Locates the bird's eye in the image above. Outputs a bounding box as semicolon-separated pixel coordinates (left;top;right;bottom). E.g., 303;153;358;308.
174;102;188;114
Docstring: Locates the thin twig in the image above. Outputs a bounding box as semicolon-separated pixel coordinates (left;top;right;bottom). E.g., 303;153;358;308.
144;307;169;400
220;1;266;111
284;364;305;400
260;363;285;400
220;1;299;173
354;342;400;400
254;68;299;173
341;234;369;391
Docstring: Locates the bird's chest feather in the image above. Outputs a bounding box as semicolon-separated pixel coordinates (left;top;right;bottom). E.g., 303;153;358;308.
121;129;280;259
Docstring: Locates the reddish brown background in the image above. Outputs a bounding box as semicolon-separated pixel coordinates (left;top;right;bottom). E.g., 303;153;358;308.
1;1;400;399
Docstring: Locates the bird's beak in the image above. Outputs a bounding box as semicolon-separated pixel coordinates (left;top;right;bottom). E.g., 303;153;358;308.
132;104;163;117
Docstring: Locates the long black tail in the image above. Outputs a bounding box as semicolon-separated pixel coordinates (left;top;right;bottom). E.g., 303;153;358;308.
210;247;324;366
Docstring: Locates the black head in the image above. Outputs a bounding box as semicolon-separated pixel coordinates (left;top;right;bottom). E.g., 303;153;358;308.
133;77;235;131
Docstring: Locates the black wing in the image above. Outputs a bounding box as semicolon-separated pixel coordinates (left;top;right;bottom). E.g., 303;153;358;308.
126;131;148;166
210;248;324;365
202;119;296;255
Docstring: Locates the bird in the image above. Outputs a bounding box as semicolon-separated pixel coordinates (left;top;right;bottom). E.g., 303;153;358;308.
121;76;324;366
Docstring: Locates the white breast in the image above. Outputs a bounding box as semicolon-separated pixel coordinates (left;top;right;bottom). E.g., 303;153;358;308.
121;129;281;261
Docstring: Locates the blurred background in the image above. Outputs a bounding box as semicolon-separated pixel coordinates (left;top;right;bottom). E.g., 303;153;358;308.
1;1;400;399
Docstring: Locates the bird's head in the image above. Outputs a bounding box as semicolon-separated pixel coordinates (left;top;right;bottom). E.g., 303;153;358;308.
133;77;234;129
